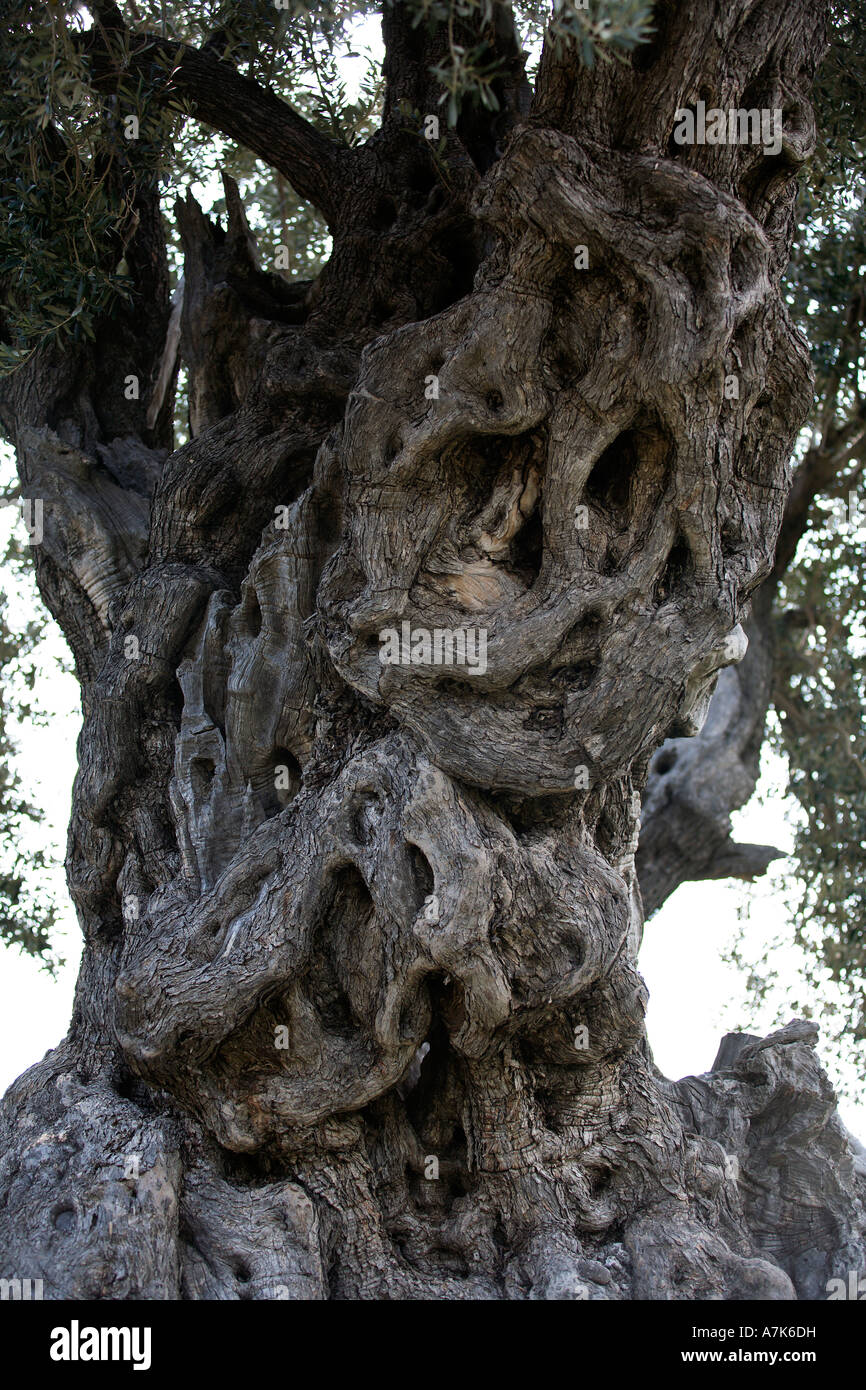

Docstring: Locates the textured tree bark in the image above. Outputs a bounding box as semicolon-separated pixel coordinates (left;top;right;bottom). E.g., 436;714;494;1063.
637;595;779;916
636;425;865;917
2;0;864;1300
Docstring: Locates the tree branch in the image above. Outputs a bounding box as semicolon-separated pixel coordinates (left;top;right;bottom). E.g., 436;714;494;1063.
82;23;349;225
382;0;530;172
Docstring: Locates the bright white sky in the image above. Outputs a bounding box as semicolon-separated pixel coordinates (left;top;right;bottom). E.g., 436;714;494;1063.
0;12;862;1142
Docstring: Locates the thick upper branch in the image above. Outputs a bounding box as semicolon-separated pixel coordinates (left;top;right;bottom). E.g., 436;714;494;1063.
83;23;348;225
382;0;530;172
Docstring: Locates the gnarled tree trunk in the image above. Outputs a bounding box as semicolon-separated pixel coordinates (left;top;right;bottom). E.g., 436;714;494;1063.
2;0;864;1300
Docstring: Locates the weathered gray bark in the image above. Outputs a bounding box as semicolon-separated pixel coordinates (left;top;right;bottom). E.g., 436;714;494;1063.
2;0;864;1299
637;602;779;916
637;432;859;917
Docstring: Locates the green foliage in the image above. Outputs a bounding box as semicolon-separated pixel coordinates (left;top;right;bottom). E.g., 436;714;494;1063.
0;2;186;372
783;546;866;1002
542;0;654;68
810;0;866;191
762;513;866;1071
0;479;65;970
419;0;653;120
727;0;866;1075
